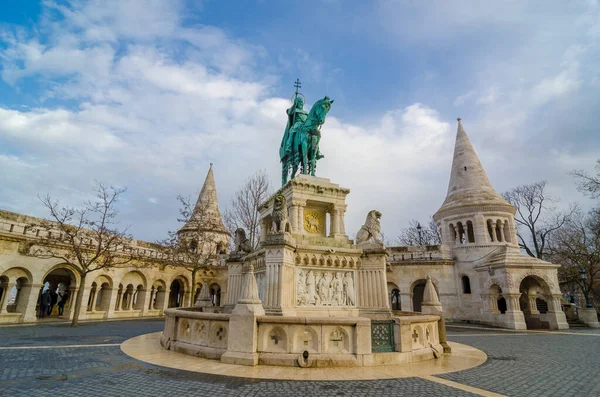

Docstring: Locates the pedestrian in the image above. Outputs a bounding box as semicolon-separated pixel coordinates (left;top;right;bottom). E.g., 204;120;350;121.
39;290;51;318
57;290;69;317
48;289;58;316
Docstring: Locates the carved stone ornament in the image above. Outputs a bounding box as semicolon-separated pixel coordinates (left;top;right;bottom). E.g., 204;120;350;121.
296;268;355;307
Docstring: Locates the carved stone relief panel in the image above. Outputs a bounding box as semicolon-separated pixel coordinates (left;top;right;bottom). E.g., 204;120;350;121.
296;268;355;307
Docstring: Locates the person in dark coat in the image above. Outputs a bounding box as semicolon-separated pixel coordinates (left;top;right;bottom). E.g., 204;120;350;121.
39;290;51;318
48;289;58;316
57;290;69;316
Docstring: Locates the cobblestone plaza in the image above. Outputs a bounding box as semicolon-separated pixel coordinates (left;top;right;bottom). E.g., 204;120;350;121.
1;319;598;397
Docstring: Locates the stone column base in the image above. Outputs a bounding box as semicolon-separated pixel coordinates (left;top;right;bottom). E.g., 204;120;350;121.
220;351;259;366
579;308;600;328
546;311;569;330
502;310;527;330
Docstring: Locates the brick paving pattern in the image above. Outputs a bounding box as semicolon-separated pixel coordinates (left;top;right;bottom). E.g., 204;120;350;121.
0;319;598;396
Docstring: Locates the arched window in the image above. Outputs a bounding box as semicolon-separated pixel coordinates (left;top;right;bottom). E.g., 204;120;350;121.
497;297;507;314
466;221;475;243
391;289;401;310
461;276;471;294
487;220;495;242
457;222;466;244
503;220;511;243
448;223;456;244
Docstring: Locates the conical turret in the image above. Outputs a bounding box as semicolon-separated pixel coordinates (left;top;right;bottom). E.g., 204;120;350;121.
435;119;513;218
178;164;229;243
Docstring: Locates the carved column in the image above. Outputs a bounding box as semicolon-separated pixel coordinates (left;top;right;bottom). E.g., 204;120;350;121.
454;225;460;245
474;214;486;245
330;204;347;239
528;296;539;314
0;283;14;313
296;202;306;234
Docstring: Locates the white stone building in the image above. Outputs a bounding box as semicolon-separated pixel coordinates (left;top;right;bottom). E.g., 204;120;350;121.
386;119;568;330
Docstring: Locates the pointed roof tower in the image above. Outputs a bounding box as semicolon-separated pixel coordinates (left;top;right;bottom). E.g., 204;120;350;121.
178;163;229;235
434;118;514;219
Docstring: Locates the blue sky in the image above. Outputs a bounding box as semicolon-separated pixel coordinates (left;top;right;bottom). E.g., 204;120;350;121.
1;0;599;242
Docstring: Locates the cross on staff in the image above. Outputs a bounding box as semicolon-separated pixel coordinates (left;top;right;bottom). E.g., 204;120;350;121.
293;78;302;98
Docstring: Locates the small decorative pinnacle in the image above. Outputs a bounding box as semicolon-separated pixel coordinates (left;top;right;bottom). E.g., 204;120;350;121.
457;117;462;121
210;162;213;167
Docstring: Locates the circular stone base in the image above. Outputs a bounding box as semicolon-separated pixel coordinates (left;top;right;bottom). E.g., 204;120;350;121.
121;332;487;380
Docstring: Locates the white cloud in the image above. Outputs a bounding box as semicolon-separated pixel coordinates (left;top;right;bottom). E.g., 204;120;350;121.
0;0;599;245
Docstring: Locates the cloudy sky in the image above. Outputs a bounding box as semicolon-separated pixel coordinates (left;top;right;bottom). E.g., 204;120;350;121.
1;0;599;243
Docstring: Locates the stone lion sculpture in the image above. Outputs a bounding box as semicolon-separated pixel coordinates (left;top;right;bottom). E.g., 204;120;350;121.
271;194;291;233
355;210;382;246
234;228;252;254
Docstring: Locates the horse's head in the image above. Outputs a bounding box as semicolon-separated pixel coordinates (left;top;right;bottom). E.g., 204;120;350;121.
308;96;334;126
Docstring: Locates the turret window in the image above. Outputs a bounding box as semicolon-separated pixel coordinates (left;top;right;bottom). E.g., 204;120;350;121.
487;220;495;242
457;222;466;244
449;223;456;244
466;221;475;243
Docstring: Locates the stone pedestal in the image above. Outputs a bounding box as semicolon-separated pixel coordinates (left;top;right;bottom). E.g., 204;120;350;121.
194;279;213;309
357;248;390;317
579;308;600;328
221;264;265;366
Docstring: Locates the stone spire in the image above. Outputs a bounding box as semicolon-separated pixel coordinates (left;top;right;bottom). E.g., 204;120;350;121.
422;275;441;306
179;163;228;235
435;118;512;216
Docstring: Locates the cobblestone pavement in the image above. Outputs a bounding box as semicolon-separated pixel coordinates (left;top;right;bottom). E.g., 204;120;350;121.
0;319;599;397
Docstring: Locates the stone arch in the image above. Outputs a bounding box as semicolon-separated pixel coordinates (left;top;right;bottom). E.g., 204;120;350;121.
119;270;147;290
210;283;222;307
387;282;401;310
265;326;288;352
519;274;553;329
325;327;350;353
40;265;78;317
1;268;34;316
89;274;113;313
168;276;189;308
294;327;319;353
150;279;167;310
1;267;34;285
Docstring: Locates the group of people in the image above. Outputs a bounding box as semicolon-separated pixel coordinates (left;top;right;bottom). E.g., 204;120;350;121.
39;288;69;318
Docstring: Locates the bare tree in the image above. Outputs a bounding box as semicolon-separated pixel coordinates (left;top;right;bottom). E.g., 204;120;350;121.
572;159;600;199
158;195;224;307
502;181;576;259
548;208;600;308
396;218;441;246
223;170;271;249
25;182;135;326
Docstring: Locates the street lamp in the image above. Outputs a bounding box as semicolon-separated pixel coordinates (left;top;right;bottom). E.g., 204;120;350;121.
416;222;423;246
579;267;593;308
